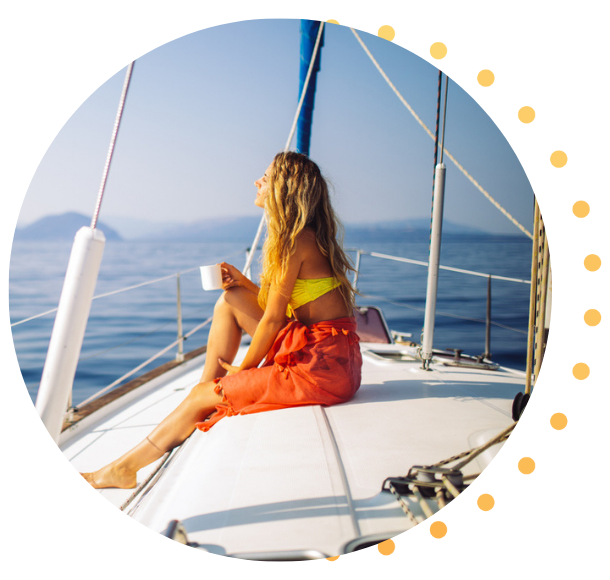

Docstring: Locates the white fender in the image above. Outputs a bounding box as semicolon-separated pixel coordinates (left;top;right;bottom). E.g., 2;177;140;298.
35;226;105;443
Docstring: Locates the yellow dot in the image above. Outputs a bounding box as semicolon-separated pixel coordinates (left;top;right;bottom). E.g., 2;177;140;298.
584;254;601;271
377;539;395;555
550;150;568;168
584;309;601;326
378;25;395;41
573;200;590;218
477;494;495;511
430;42;447;59
477;69;495;87
430;521;447;539
573;362;590;380
518;457;535;474
326;556;340;561
550;413;568;430
518;106;535;123
326;20;339;25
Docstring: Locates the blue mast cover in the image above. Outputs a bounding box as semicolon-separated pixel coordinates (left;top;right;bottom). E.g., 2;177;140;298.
296;20;324;157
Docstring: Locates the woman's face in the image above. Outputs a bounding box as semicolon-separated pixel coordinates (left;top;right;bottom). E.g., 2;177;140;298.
254;162;274;208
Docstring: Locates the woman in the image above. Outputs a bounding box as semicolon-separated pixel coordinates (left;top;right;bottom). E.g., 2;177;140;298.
82;151;362;489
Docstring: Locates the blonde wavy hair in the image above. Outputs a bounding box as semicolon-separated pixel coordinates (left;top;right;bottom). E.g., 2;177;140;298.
258;151;355;313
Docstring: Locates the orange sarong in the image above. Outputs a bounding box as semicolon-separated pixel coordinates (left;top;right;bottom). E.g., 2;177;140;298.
195;316;362;432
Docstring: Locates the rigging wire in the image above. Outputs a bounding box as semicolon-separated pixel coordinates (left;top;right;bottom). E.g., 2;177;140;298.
349;28;533;240
432;70;443;185
360;292;527;335
11;249;247;327
91;61;135;230
243;21;326;277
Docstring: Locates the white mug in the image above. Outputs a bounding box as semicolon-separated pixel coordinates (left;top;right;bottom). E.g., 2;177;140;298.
200;264;223;291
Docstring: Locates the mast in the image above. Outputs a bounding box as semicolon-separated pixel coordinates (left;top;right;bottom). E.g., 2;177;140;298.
296;20;324;156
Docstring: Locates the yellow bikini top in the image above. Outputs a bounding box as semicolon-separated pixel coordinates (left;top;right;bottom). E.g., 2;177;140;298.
287;277;341;317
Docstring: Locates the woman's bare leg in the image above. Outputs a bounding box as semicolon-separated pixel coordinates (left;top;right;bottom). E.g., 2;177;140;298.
199;287;263;382
81;288;263;489
81;380;223;489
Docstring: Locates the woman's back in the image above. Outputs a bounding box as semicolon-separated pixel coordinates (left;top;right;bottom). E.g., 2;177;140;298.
257;151;355;325
291;228;351;326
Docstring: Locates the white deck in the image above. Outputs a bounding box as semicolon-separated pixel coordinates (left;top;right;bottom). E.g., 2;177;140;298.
61;341;523;559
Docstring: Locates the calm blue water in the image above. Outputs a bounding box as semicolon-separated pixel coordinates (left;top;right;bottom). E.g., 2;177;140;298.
9;237;531;406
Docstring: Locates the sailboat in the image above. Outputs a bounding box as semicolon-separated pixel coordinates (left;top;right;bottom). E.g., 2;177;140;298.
19;20;546;560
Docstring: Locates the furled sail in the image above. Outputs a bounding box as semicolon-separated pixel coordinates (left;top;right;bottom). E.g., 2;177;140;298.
296;20;324;156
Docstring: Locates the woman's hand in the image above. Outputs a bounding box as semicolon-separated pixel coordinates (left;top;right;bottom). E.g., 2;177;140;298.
218;358;240;376
220;262;245;290
220;262;260;295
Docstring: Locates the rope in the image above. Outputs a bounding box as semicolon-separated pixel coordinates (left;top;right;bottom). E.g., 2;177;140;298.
120;450;172;512
524;200;540;395
532;212;550;387
91;62;135;229
385;422;516;524
451;422;515;471
349;29;533;240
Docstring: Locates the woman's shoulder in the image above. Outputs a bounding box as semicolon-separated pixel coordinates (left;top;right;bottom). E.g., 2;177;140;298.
297;226;316;239
294;228;333;277
295;228;318;254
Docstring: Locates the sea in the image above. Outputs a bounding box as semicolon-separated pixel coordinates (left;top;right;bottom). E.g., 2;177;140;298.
9;236;532;407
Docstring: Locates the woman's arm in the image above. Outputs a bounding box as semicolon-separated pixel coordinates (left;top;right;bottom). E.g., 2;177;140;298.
235;316;285;372
219;245;303;373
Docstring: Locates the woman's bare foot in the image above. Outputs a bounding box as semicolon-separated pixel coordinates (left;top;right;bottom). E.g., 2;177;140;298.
78;391;217;490
81;463;137;489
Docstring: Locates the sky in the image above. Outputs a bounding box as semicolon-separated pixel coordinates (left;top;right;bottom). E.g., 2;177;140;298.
18;19;535;235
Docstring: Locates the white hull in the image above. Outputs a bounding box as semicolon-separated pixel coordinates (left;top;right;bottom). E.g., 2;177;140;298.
62;337;522;559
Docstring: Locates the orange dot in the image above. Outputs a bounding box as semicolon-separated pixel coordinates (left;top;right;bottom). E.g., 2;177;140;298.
477;70;495;87
550;413;568;430
377;24;398;42
518;457;535;474
550;150;568;168
477;494;495;511
326;556;340;561
584;254;601;271
326;20;339;25
378;539;395;555
430;42;447;59
518;106;535;123
573;200;590;217
430;521;447;538
584;309;601;326
573;362;590;380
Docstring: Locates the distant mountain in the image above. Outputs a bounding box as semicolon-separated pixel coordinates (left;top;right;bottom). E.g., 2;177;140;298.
129;215;491;243
135;216;265;243
343;218;496;243
15;213;522;244
15;212;122;241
